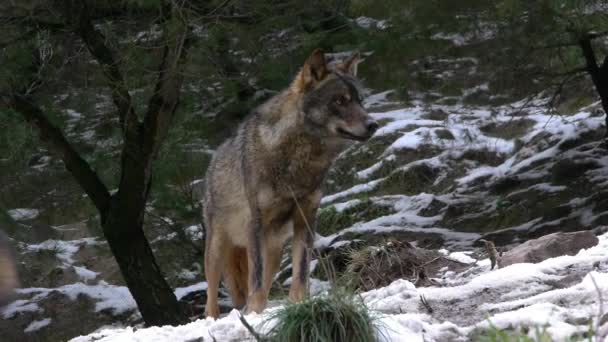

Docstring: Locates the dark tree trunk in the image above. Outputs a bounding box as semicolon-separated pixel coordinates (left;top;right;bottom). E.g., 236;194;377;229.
3;1;192;327
578;37;608;136
103;199;185;326
2;94;189;326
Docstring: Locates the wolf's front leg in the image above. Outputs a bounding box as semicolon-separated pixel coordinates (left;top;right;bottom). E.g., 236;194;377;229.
204;234;227;318
289;191;321;302
245;211;267;313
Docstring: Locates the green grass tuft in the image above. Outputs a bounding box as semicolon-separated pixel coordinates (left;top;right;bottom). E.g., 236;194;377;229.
264;290;380;342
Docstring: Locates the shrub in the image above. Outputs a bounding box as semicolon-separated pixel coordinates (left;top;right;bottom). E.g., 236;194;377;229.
264;290;379;342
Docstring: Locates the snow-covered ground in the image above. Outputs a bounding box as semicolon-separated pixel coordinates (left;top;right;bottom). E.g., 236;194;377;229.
318;93;608;251
70;231;608;341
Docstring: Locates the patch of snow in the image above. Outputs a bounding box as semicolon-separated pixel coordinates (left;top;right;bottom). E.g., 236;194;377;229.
24;238;101;266
174;282;208;301
331;199;362;213
7;208;40;221
24;318;51;333
70;310;268;342
321;178;384;205
151;232;177;243
184;225;204;240
177;269;198;281
11;281;137;317
1;300;42;319
364;90;398;108
446;251;477;264
354;16;389;30
357;155;395;179
431;32;470;46
73;266;99;281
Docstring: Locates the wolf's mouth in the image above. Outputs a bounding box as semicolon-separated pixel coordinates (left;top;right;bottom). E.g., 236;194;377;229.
337;128;371;141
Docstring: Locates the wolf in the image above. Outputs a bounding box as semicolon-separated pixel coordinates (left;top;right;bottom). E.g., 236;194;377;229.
202;49;378;318
0;230;18;307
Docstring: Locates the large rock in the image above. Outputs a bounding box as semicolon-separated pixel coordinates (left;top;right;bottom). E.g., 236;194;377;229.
498;231;598;268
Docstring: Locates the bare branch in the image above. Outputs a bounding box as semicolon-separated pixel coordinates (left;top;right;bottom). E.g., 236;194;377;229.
60;1;136;131
142;9;190;159
1;94;111;217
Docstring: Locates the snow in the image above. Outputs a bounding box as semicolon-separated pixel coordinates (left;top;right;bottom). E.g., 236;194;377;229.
175;282;207;301
320;178;384;205
73;266;100;281
70;310;268;342
184;224;204;240
446;251;477;264
7;208;40;221
1;300;42;319
364;90;398;108
331;199;362;212
19;281;137;315
69;230;608;342
24;237;101;266
24;318;52;333
354;16;389;30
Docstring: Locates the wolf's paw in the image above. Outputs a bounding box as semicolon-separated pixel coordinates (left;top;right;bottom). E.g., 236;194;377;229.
204;305;220;319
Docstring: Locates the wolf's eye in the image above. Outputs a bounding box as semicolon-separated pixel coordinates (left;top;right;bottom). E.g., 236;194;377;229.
334;96;349;106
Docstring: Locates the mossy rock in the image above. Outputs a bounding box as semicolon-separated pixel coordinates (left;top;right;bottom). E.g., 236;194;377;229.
365;145;442;181
435;129;455;140
372;164;439;196
480;119;535;140
551;159;600;184
324;134;397;193
444;185;579;236
423;109;449;121
459;149;507;167
316;199;394;237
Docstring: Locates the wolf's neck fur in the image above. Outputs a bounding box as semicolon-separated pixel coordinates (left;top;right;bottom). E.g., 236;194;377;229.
256;89;347;159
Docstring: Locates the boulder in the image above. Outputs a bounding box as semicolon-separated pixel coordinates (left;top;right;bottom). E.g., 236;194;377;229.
498;231;598;268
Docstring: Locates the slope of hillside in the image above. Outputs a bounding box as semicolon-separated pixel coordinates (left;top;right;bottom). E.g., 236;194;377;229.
5;86;607;340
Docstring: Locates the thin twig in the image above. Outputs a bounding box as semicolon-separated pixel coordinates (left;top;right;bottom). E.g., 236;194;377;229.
589;273;605;342
238;313;265;341
420;295;433;314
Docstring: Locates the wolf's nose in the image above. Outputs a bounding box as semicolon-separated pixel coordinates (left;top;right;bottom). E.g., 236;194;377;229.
366;120;379;134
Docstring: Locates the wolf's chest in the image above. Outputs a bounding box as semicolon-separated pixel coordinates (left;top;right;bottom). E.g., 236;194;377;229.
287;145;331;184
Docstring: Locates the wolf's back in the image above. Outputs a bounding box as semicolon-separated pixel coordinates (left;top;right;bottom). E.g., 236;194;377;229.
202;121;252;232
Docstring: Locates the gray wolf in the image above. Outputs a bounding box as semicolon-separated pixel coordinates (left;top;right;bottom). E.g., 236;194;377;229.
0;231;18;307
202;49;378;318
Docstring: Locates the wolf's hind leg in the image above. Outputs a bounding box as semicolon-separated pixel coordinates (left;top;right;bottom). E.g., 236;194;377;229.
225;246;248;309
204;233;227;318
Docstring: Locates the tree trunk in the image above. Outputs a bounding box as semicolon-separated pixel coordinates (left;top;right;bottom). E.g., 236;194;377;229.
578;37;608;137
2;94;189;326
5;1;192;327
103;198;186;326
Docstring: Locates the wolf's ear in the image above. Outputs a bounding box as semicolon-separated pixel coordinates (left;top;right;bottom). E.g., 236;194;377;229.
336;52;361;76
291;49;328;93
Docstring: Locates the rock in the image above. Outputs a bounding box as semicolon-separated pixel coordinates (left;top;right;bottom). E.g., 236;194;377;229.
498;231;598;268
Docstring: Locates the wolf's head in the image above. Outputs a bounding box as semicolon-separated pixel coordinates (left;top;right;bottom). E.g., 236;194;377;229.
291;49;378;141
